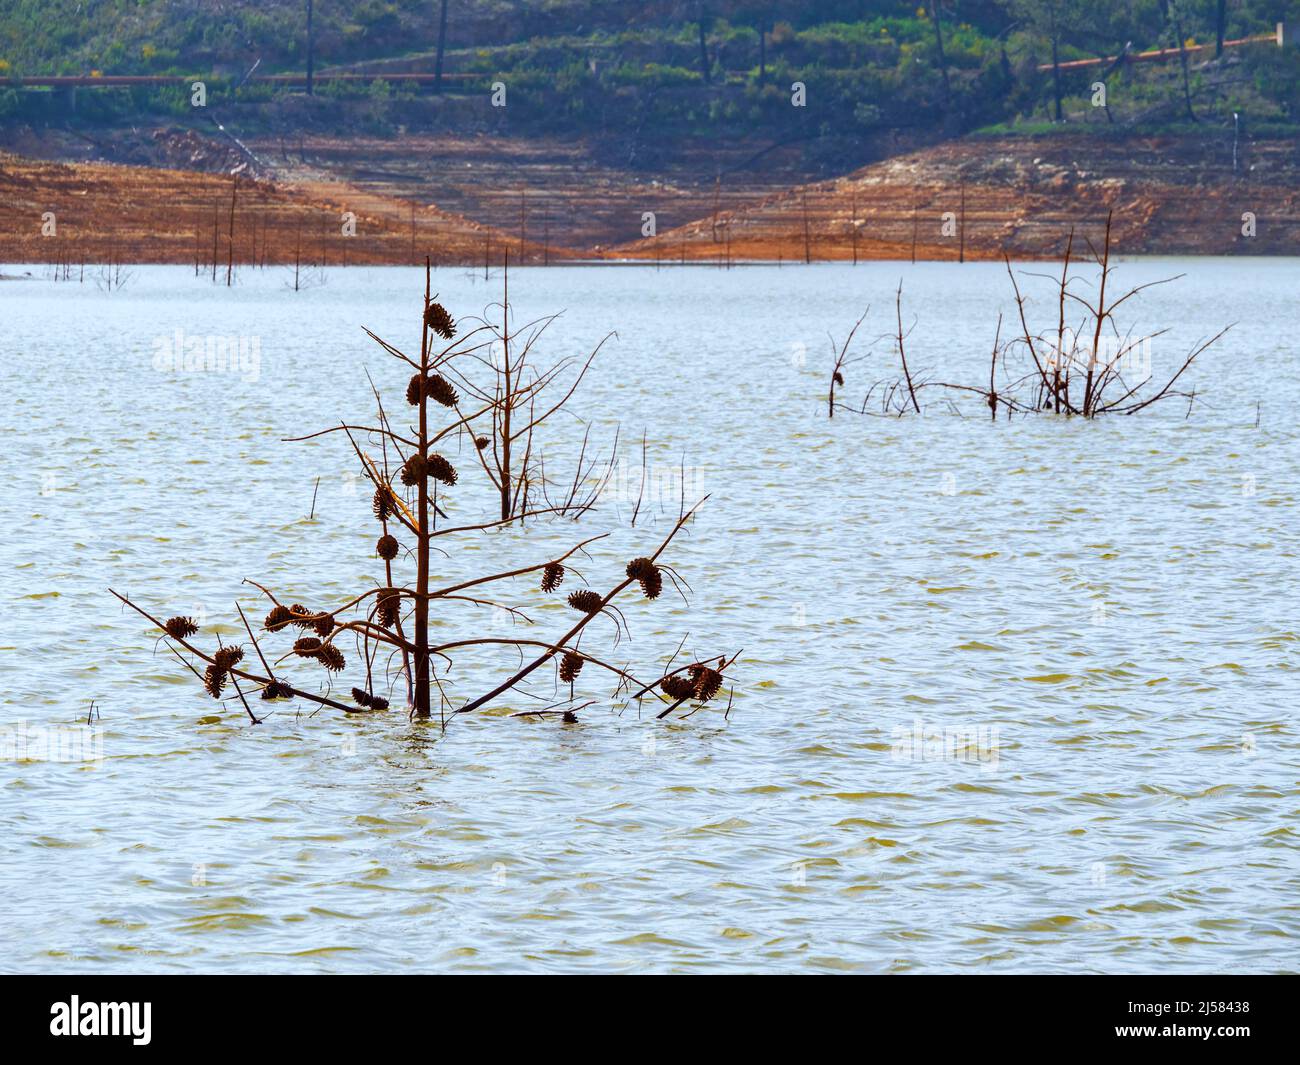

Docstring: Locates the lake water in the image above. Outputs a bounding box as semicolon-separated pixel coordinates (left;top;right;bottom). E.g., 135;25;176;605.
1;259;1296;973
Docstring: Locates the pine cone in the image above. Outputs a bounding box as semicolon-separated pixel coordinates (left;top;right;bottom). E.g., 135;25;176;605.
474;436;490;450
541;561;565;593
264;605;294;632
660;675;695;700
376;588;401;628
288;605;316;629
377;534;399;561
373;486;396;521
406;372;459;408
213;645;244;670
260;680;293;701
316;644;345;673
427;453;458;486
424;302;456;339
834;371;845;386
293;637;322;656
203;664;226;699
425;373;459;408
689;664;723;702
313;614;334;638
399;454;426;486
626;557;662;600
163;616;198;640
351;687;390;711
566;590;603;614
559;650;584;683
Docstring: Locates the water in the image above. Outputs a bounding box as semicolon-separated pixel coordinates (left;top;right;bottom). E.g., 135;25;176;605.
1;259;1296;973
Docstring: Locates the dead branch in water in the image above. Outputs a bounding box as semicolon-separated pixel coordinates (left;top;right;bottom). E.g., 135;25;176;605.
894;281;921;414
828;211;1229;421
827;306;870;419
114;263;736;726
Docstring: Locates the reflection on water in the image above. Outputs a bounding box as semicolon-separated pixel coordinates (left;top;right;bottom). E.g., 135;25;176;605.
1;260;1297;973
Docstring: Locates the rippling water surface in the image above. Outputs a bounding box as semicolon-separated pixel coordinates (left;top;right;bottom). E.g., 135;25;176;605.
1;259;1296;973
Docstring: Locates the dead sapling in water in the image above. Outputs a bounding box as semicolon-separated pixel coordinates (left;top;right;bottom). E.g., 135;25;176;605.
112;263;736;726
829;284;941;418
1001;214;1231;418
827;306;871;419
829;213;1229;420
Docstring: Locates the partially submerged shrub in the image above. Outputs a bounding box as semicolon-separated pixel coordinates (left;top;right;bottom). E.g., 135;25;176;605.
113;269;736;725
830;212;1228;421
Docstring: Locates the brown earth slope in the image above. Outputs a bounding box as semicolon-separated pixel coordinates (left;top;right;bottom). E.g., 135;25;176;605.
242;130;847;253
2;132;1297;266
0;152;562;268
608;133;1300;261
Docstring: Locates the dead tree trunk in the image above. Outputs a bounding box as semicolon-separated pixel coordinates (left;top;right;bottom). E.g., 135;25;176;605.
226;176;237;287
306;0;315;96
1051;35;1064;122
435;0;450;92
930;1;951;109
697;12;712;84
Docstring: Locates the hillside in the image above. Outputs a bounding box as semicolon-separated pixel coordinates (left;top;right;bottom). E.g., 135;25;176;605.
4;128;1295;267
4;2;1298;156
2;2;1298;263
0;151;562;268
608;130;1300;260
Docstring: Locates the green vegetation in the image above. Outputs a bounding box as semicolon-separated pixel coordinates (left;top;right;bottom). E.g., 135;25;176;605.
1;1;1297;142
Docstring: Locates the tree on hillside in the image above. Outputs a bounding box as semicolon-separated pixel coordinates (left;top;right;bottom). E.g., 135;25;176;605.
1011;0;1079;121
733;1;777;85
696;4;713;84
929;1;952;109
1169;0;1199;120
306;0;315;95
435;0;450;92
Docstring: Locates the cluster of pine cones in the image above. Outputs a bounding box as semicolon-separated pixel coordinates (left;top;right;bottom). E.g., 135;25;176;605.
351;687;391;712
400;452;458;487
264;604;332;637
201;645;245;699
291;636;345;673
406;371;459;408
660;662;724;703
626;557;662;599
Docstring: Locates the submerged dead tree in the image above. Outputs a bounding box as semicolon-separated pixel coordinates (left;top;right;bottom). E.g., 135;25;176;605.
113;266;735;724
830;212;1230;420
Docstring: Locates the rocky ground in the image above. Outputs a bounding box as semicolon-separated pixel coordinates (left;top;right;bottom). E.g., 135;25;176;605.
0;149;558;269
609;132;1300;261
2;126;1296;265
